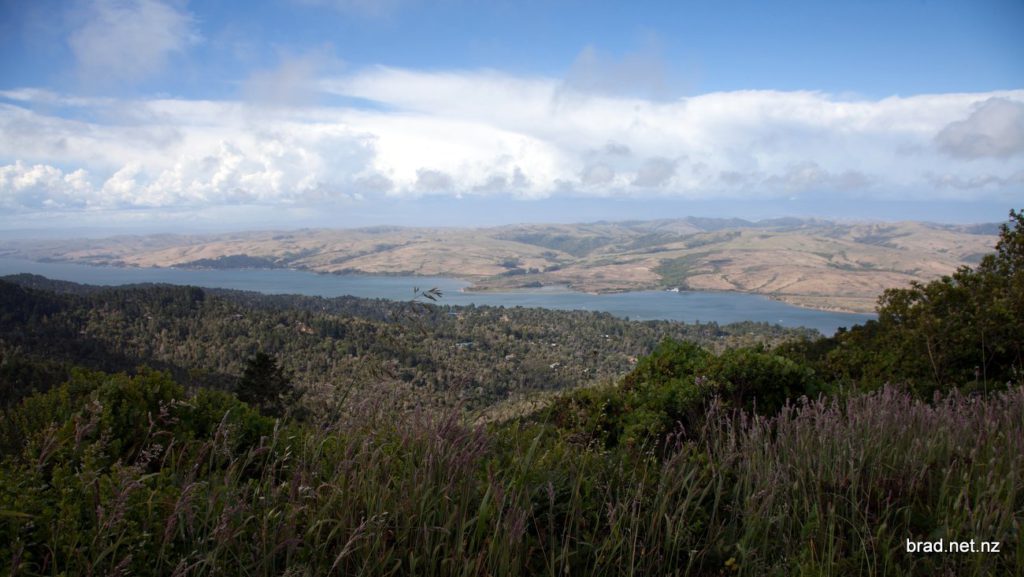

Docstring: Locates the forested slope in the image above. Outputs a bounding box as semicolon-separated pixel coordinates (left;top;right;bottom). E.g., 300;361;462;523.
0;276;813;411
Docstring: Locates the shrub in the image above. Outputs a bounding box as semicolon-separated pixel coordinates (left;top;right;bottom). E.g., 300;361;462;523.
546;340;819;449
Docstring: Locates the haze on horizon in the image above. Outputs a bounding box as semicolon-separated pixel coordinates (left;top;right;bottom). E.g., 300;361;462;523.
1;0;1022;235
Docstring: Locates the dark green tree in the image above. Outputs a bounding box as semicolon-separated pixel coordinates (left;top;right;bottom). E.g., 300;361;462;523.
237;352;295;417
811;209;1024;395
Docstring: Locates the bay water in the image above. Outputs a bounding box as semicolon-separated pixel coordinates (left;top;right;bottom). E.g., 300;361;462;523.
0;257;875;335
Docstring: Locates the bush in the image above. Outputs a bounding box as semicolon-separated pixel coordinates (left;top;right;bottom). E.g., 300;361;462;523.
700;347;820;414
546;340;819;449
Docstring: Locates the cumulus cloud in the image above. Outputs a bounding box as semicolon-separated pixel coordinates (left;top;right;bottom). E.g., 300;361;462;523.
633;157;680;187
67;0;199;87
0;161;94;209
475;166;530;193
1;66;1022;212
0;117;377;210
935;97;1024;159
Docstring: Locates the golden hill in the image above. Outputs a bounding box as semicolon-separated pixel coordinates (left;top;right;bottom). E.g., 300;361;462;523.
2;218;998;313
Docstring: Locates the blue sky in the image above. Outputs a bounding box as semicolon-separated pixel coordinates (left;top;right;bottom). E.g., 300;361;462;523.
1;0;1022;231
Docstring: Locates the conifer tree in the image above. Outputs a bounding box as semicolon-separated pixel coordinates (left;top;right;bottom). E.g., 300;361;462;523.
237;352;294;417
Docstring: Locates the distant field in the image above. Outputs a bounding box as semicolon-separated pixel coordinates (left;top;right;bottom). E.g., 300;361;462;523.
0;217;998;313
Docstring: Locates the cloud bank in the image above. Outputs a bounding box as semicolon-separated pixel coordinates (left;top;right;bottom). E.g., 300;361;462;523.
1;66;1022;213
935;97;1024;159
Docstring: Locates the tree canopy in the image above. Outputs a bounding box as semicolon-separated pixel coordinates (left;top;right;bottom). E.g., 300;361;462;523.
781;209;1023;395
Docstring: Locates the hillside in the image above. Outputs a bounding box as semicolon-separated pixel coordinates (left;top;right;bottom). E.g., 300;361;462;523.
1;218;998;313
0;275;814;414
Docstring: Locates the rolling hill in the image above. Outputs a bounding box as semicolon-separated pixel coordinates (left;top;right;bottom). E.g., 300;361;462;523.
0;217;999;313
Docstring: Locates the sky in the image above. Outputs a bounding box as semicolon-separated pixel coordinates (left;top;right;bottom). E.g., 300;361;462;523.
0;0;1022;233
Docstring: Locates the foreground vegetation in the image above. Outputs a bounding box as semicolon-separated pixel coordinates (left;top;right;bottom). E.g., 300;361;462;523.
0;210;1021;575
1;369;1020;576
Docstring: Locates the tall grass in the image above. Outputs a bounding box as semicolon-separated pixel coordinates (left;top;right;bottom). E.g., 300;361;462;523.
710;387;1024;576
2;377;1021;576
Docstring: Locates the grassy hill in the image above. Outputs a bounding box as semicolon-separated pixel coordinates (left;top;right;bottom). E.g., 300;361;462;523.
1;217;997;313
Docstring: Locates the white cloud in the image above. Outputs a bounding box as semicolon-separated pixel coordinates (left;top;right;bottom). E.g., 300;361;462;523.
0;162;92;209
935;97;1024;159
68;0;198;86
1;67;1022;213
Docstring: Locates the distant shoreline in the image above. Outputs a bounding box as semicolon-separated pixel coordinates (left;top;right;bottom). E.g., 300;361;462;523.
0;257;876;336
4;216;979;318
1;255;875;316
